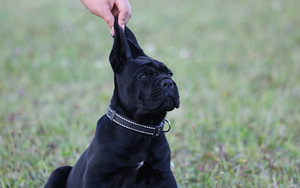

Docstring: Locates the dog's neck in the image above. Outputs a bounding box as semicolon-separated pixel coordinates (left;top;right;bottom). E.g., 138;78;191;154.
110;92;167;126
106;106;170;136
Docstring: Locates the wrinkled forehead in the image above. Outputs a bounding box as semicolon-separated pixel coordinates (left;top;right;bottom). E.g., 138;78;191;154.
131;56;169;71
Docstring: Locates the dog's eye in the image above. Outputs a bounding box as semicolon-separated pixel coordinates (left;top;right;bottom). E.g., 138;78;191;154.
139;73;148;79
168;72;173;77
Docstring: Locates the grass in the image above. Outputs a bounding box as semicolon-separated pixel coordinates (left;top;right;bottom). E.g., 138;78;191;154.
1;0;300;187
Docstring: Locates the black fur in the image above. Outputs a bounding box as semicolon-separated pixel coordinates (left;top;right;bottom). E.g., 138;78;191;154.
45;17;180;188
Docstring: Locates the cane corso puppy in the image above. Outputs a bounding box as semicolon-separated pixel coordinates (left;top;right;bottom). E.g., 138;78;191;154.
45;17;180;188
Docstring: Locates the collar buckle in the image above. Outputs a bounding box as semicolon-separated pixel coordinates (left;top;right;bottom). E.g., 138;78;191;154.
153;122;165;137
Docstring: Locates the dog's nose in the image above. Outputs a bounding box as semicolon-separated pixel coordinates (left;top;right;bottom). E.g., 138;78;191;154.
161;79;174;88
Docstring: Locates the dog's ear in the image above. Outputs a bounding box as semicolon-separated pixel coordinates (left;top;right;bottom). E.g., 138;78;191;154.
124;27;146;58
109;17;132;73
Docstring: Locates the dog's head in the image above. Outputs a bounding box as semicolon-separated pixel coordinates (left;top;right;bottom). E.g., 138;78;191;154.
109;17;180;125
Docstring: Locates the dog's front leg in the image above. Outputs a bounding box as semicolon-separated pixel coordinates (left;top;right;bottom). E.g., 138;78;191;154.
82;163;107;188
83;165;138;188
82;151;138;188
148;133;178;188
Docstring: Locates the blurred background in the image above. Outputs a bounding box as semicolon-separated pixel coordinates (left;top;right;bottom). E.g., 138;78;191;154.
1;0;299;187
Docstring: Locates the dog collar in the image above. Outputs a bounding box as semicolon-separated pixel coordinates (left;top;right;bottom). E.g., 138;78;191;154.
106;106;171;137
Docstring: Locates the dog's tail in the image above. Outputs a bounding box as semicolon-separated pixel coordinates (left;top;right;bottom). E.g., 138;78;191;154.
44;166;72;188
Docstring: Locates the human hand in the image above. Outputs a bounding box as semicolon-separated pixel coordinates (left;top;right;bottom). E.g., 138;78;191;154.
81;0;131;36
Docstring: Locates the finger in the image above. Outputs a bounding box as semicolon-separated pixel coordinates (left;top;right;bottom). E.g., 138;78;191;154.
118;11;131;30
98;7;115;29
115;0;131;29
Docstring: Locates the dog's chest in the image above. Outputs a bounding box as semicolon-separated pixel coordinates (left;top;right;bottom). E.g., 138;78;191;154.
136;161;144;170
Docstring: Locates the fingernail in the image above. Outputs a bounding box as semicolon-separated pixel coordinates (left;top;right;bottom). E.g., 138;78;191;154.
121;24;125;31
111;27;114;37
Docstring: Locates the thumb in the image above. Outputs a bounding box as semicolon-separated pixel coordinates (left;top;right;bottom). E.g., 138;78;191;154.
116;1;131;30
118;11;131;30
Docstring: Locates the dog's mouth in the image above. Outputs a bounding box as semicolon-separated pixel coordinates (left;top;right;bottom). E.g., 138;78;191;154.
141;85;180;112
162;91;180;110
161;96;180;111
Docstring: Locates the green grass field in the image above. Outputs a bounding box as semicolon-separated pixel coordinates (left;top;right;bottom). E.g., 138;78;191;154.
1;0;300;187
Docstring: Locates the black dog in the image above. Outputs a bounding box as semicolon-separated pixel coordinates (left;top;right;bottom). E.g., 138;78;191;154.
45;17;180;188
